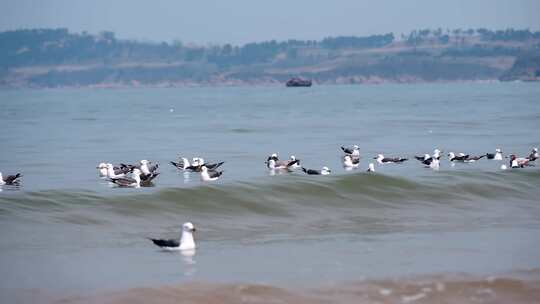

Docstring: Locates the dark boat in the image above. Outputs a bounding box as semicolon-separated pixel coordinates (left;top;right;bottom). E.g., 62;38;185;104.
286;77;312;87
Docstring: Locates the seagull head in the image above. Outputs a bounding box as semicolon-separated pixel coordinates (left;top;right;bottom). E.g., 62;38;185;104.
496;148;502;153
374;154;384;160
183;222;196;233
353;145;359;150
96;162;107;169
424;153;430;160
448;152;455;158
290;155;296;161
533;148;538;152
140;160;149;165
321;166;331;174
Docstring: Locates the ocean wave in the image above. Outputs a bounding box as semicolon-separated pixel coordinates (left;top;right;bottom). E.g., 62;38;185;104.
1;170;539;220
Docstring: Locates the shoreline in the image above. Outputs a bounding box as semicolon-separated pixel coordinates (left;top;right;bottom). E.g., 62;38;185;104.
7;270;540;304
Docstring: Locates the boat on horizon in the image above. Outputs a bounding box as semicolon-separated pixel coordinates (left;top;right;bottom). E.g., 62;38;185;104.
286;77;312;87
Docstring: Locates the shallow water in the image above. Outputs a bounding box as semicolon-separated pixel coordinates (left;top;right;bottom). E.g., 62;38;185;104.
1;83;540;302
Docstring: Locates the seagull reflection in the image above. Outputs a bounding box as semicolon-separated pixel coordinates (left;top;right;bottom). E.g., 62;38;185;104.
181;249;197;276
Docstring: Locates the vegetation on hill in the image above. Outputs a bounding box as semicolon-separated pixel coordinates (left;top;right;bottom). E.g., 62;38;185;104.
1;27;539;87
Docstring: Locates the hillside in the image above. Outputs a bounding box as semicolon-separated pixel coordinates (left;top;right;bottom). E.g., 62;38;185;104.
1;28;540;88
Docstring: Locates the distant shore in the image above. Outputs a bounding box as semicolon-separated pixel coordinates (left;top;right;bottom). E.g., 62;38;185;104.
1;28;539;88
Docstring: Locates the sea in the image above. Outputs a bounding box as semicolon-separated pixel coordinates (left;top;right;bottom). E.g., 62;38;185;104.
1;83;540;303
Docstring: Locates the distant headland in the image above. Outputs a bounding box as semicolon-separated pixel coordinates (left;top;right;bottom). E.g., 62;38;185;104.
1;28;539;88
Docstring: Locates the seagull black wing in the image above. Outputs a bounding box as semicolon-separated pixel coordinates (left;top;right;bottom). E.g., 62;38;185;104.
486;153;495;159
414;155;425;161
341;146;353;154
206;161;225;170
302;167;320;175
149;238;180;248
287;159;300;167
109;176;136;186
422;158;434;166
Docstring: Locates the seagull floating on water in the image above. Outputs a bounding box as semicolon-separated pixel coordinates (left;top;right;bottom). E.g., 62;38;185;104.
302;166;331;175
0;172;22;185
486;148;503;160
149;222;197;251
265;153;299;170
200;164;223;181
510;154;534;168
375;154;408;164
109;168;142;188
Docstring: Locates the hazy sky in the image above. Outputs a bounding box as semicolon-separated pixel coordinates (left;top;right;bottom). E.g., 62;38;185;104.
1;0;539;45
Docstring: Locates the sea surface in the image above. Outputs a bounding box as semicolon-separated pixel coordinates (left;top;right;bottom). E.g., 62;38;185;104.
1;83;540;303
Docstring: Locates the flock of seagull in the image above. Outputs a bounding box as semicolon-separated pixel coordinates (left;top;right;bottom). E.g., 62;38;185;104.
0;147;537;191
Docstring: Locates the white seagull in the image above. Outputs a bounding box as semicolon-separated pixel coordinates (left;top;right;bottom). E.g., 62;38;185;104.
149;222;197;251
200;165;223;181
486;148;503;160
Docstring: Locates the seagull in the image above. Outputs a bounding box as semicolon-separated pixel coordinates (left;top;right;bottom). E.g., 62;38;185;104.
486;148;503;160
510;154;533;168
301;166;331;175
528;148;539;161
375;154;408;164
265;153;299;169
289;155;301;169
109;168;142;188
0;172;22;185
367;163;375;172
149;222;197;251
343;155;360;168
200;164;223;181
